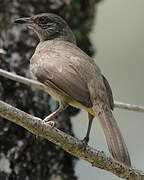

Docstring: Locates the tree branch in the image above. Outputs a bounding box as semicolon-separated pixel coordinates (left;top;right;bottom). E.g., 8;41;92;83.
0;100;143;180
0;69;45;90
0;68;144;113
115;101;144;113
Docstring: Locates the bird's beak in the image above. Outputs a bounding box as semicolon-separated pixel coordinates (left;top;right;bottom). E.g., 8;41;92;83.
14;17;33;24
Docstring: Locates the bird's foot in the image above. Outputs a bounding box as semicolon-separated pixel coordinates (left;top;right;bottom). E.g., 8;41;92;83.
43;116;55;127
46;120;55;127
81;136;89;147
43;114;55;127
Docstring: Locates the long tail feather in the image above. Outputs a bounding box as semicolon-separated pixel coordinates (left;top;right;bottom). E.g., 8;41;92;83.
93;104;131;167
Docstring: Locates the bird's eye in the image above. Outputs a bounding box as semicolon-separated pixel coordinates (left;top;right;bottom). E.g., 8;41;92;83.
39;16;49;24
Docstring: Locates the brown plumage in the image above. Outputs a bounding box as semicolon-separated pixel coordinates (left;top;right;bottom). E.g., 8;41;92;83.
14;13;131;167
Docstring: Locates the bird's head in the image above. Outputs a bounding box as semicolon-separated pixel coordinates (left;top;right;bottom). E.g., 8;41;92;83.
14;13;76;44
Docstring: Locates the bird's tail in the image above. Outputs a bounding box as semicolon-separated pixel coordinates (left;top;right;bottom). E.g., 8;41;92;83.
93;103;131;167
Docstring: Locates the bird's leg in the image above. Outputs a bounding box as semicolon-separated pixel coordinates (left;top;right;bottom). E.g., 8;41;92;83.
44;106;62;122
43;101;68;126
82;113;94;145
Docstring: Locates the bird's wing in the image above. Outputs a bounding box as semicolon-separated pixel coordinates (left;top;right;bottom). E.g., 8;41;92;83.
102;75;114;110
33;52;92;108
32;40;113;109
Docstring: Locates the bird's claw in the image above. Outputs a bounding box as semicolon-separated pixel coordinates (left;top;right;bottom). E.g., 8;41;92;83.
82;136;89;145
44;120;55;127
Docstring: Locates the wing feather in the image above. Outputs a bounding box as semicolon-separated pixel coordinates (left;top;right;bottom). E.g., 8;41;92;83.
33;57;92;108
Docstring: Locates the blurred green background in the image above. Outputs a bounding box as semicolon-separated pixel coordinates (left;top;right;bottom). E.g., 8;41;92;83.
72;0;144;179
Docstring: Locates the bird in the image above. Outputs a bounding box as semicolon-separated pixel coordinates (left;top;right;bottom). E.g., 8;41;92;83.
14;13;131;167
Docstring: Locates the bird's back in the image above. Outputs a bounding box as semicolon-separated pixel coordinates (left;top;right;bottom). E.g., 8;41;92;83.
30;40;111;112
